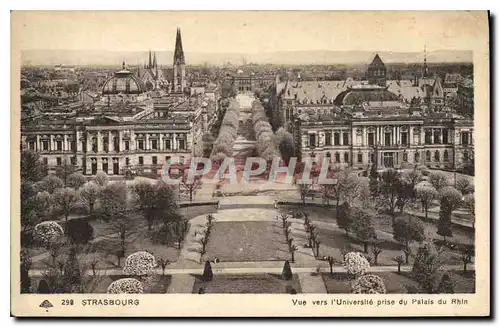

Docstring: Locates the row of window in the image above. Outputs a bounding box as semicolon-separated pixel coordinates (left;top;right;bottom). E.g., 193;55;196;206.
28;139;187;152
321;149;467;165
309;130;473;148
48;155;183;167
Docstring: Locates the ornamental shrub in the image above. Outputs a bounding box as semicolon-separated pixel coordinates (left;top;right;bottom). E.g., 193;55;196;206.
33;221;64;246
282;260;293;280
343;252;370;277
123;251;157;276
107;278;144;294
351;274;387;294
202;260;213;281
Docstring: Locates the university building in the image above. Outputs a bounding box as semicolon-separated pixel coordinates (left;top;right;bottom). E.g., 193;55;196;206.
21;29;210;176
277;54;474;170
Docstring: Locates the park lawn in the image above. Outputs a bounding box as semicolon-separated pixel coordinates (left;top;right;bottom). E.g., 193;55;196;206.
93;274;172;293
28;275;172;294
205;221;290;262
281;206;474;266
321;271;475;294
192;273;302;294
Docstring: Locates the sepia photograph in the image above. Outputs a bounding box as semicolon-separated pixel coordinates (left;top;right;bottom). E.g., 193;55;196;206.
10;10;490;317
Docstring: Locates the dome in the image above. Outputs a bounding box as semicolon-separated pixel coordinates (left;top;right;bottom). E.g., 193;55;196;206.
102;62;146;95
334;84;399;106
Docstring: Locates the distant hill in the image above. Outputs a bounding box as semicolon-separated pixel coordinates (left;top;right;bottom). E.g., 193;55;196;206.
21;49;472;67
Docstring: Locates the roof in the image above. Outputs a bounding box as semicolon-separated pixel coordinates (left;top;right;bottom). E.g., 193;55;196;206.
443;73;464;85
461;78;474;88
283;80;359;104
368;54;385;69
102;64;146;95
334;85;399;107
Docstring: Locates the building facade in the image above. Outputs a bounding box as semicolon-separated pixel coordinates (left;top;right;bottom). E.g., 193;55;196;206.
21;28;209;177
280;54;474;171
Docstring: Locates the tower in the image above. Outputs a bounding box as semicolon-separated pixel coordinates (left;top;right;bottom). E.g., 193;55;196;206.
148;49;152;69
367;53;387;87
173;27;186;93
422;45;429;78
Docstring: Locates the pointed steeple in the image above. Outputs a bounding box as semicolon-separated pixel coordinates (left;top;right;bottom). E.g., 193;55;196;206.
148;49;152;69
153;52;157;68
423;45;429;78
174;27;185;65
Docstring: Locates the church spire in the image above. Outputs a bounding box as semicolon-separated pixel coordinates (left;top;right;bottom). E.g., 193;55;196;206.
148;49;152;69
423;45;429;78
174;27;185;65
153;52;157;68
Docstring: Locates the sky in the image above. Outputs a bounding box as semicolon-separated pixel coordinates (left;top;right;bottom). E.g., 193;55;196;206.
12;11;487;54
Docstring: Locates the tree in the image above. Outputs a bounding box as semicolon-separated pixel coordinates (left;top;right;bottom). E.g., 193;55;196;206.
100;182;128;221
332;171;361;217
20;249;32;293
201;132;215;158
93;171;109;187
351;209;377;253
327;256;336;274
415;185;438;219
368;164;379;199
202;260;213;281
403;167;423;200
411;242;442;293
463;193;475;228
393;217;425;263
396;180;414;214
429;171;448;191
437;187;462;243
371;245;383;265
108;209;140;267
295;180;312;206
66;218;94;245
78;182;101;214
62;246;82;289
461;247;473;272
379;169;402;223
336;202;352;236
394;255;405;273
455;178;473;195
35;175;64;194
67;172;86;189
21;150;47;182
131;181;156;229
351;275;386;294
290;245;298;263
281;260;293;280
52;187;78;222
55;158;79;186
157;258;170;275
275;127;295;163
436;274;455;294
181;174;202;202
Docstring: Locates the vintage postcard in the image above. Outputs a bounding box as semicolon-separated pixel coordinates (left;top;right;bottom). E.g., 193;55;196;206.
11;11;490;317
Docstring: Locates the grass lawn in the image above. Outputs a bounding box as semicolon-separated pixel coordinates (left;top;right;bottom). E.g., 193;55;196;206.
93;274;172;293
192;273;302;294
321;271;475;294
280;205;474;267
28;274;172;294
32;218;181;270
205;221;290;262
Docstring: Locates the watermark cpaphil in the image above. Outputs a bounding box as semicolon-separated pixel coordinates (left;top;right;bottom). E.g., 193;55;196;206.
160;156;338;185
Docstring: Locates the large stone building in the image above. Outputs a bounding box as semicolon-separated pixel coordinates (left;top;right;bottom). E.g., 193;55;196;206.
21;29;210;177
277;54;474;170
